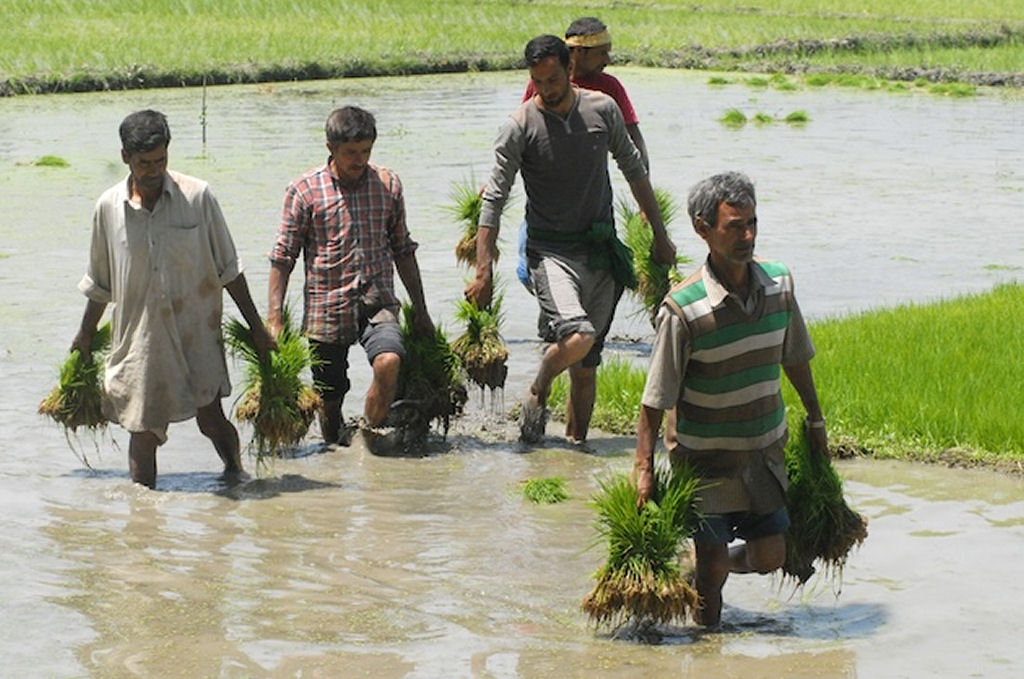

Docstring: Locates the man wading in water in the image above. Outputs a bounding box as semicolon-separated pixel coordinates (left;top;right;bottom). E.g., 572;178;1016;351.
268;106;434;449
465;35;675;446
72;109;274;488
634;172;829;627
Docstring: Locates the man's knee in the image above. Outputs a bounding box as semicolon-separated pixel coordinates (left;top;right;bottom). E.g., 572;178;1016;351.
371;350;402;377
747;534;787;573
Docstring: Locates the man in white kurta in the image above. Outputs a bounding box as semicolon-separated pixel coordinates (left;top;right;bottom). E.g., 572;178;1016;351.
72;109;273;488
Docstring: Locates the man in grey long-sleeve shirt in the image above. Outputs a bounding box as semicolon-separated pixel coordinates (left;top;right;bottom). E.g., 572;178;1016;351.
465;34;676;445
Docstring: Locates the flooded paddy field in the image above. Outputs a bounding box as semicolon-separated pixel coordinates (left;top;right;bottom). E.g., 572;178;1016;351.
1;68;1022;677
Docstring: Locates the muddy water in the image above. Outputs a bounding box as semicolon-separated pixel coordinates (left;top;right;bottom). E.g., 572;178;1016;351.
1;69;1023;677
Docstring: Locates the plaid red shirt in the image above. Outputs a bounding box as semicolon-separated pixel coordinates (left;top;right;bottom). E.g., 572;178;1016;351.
269;160;417;344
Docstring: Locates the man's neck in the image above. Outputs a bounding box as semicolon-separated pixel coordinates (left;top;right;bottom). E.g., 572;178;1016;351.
709;257;750;298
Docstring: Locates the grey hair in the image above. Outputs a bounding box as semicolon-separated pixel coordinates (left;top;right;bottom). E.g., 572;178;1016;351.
687;171;756;228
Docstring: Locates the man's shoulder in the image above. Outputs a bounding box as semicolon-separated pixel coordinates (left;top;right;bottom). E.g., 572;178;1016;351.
367;163;403;193
577;72;628;96
577;87;618;109
167;170;211;198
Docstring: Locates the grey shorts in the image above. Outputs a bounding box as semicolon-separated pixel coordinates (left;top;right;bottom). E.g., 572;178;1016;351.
529;252;622;368
693;506;791;546
310;313;404;402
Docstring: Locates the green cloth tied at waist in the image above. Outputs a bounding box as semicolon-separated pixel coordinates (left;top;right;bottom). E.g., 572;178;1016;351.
527;221;637;290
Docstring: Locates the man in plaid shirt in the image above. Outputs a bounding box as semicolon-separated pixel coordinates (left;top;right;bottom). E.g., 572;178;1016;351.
268;106;433;445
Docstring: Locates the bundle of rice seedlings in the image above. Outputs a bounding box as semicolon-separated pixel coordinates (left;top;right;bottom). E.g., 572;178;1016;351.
520;476;569;504
617;187;689;326
397;302;467;436
39;322;111;433
224;311;320;461
449;179;507;268
451;290;508;391
582;464;703;630
783;422;869;585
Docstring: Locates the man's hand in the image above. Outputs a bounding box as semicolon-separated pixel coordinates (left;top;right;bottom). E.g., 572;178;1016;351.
412;307;435;340
464;272;493;310
267;314;284;341
635;464;656;510
70;331;93;364
251;322;278;363
806;418;830;458
651;230;677;267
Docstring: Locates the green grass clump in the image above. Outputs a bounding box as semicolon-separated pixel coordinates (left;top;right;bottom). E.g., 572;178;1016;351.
548;357;648;436
707;76;730;85
581;464;702;629
785;110;811;123
745;76;770;87
783;421;868;585
753;112;775;124
39;322;111;433
618;188;689;326
719;108;748;127
398;302;467;436
520;476;569;504
452;291;508;391
225;310;320;463
930;82;977;97
35;155;69;167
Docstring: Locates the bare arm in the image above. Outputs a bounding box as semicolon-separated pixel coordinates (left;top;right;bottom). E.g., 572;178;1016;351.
783;361;828;456
71;299;108;363
463;224;500;309
395;252;433;337
226;272;276;361
634;404;665;508
266;261;292;338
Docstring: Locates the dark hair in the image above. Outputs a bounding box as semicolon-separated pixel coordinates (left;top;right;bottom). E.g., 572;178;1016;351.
687;171;757;228
119;110;171;154
524;35;570;69
325;106;377;144
565;16;607;38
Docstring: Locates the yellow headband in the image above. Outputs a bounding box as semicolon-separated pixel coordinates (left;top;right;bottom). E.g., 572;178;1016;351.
565;30;611;48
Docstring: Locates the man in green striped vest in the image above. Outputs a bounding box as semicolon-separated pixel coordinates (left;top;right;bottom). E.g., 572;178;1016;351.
634;171;828;627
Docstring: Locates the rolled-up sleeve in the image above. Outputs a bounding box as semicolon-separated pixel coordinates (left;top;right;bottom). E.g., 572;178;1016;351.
77;199;113;303
202;187;241;285
268;181;308;272
605;104;646;183
387;175;418;259
782;297;816;366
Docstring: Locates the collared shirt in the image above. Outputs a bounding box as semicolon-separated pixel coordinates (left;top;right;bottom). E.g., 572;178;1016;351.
269;161;417;344
641;257;816;514
79;171;240;441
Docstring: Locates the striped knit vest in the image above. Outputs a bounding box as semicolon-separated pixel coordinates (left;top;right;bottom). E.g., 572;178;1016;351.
665;260;795;454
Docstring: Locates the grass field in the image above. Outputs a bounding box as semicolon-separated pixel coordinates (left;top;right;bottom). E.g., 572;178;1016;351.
2;0;1022;95
549;283;1024;470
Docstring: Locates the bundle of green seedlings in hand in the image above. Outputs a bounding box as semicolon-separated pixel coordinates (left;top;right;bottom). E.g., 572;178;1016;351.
783;421;869;585
225;312;320;460
449;180;490;268
582;464;703;629
39;322;111;433
451;289;508;391
618;188;688;326
397;302;467;436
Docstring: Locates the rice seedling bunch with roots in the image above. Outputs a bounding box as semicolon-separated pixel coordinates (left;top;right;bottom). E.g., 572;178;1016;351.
39;322;111;433
449;180;491;268
397;302;468;435
451;289;508;391
783;421;869;585
582;464;703;629
618;188;688;326
225;312;321;460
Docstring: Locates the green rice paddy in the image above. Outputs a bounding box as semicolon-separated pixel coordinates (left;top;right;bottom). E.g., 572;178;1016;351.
2;0;1021;95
